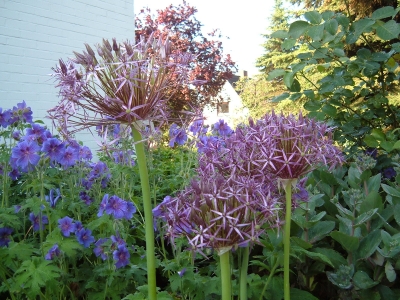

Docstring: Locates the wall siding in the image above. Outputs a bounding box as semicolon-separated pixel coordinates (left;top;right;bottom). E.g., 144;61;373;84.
0;0;134;149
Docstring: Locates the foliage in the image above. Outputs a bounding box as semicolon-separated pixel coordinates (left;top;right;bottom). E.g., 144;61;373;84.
135;1;237;113
266;6;400;154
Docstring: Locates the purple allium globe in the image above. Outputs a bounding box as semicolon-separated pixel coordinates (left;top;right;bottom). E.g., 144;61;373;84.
49;34;197;137
249;111;344;180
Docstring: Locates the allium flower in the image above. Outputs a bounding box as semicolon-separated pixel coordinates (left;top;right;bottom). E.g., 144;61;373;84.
0;108;12;128
58;216;76;237
76;228;95;248
49;34;197;137
169;123;188;147
113;245;130;268
0;227;13;247
213;119;233;136
112;150;135;166
94;238;109;260
11;140;41;171
45;244;61;260
29;213;49;231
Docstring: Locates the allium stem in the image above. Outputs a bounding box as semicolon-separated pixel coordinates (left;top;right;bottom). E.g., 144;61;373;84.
282;179;296;300
239;246;249;300
132;126;157;300
220;250;232;300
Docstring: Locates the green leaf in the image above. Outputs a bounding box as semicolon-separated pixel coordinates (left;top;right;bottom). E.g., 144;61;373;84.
307;24;325;41
283;72;294;89
313;247;347;269
271;30;289;39
360;191;383;216
382;183;400;198
267;68;286;80
308;221;335;243
354;208;379;227
304;100;322;111
290;288;319;300
292;246;334;267
324;19;338;35
289;79;301;92
322;104;337;117
375;20;400;40
289;20;311;39
385;261;396;282
271;92;290;102
372;6;396;20
321;10;334;21
304;11;322;24
352;18;375;35
366;174;382;194
331;231;360;252
394;204;400;226
356;229;382;260
281;38;297;50
291;236;312;249
353;271;379;289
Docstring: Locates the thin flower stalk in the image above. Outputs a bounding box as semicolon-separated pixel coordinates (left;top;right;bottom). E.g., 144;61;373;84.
50;34;197;300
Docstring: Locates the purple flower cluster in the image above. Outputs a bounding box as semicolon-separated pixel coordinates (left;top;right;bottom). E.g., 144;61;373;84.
57;216;94;248
81;161;111;190
169;123;188;147
7;118;93;178
93;234;131;268
0;227;13;247
0;101;33;127
45;188;61;208
157;111;344;254
98;194;136;220
45;244;61;260
29;213;49;231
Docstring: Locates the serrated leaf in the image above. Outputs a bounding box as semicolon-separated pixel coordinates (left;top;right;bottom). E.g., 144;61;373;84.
304;11;322;24
375;20;400;40
292;246;334;267
271;30;289;39
282;38;297;50
354;208;379;227
267;68;286;80
289;20;311;39
283;72;294;89
308;24;325;41
325;19;338;35
372;6;396;20
352;18;375;34
303;100;322;111
331;231;360;252
271;92;290;102
353;271;379;289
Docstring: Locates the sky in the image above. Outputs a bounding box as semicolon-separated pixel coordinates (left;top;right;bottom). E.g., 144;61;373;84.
134;0;276;77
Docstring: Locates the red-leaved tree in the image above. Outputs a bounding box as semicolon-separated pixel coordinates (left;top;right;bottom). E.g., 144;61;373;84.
135;1;237;115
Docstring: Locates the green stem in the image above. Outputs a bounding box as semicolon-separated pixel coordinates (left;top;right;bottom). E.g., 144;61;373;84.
239;246;249;300
220;251;231;300
132;126;157;300
259;258;280;300
283;179;295;300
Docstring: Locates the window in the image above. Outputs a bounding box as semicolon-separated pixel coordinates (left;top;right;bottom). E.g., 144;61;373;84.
217;102;229;114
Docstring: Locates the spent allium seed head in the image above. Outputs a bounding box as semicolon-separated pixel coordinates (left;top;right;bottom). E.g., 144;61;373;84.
50;34;198;138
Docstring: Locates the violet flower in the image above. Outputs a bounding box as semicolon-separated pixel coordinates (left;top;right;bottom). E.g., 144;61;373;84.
113;245;130;268
29;213;49;231
76;228;95;248
58;216;76;237
45;244;61;260
0;227;13;247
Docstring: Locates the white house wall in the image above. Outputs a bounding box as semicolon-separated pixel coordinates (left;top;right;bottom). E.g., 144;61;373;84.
203;80;249;129
0;0;134;150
